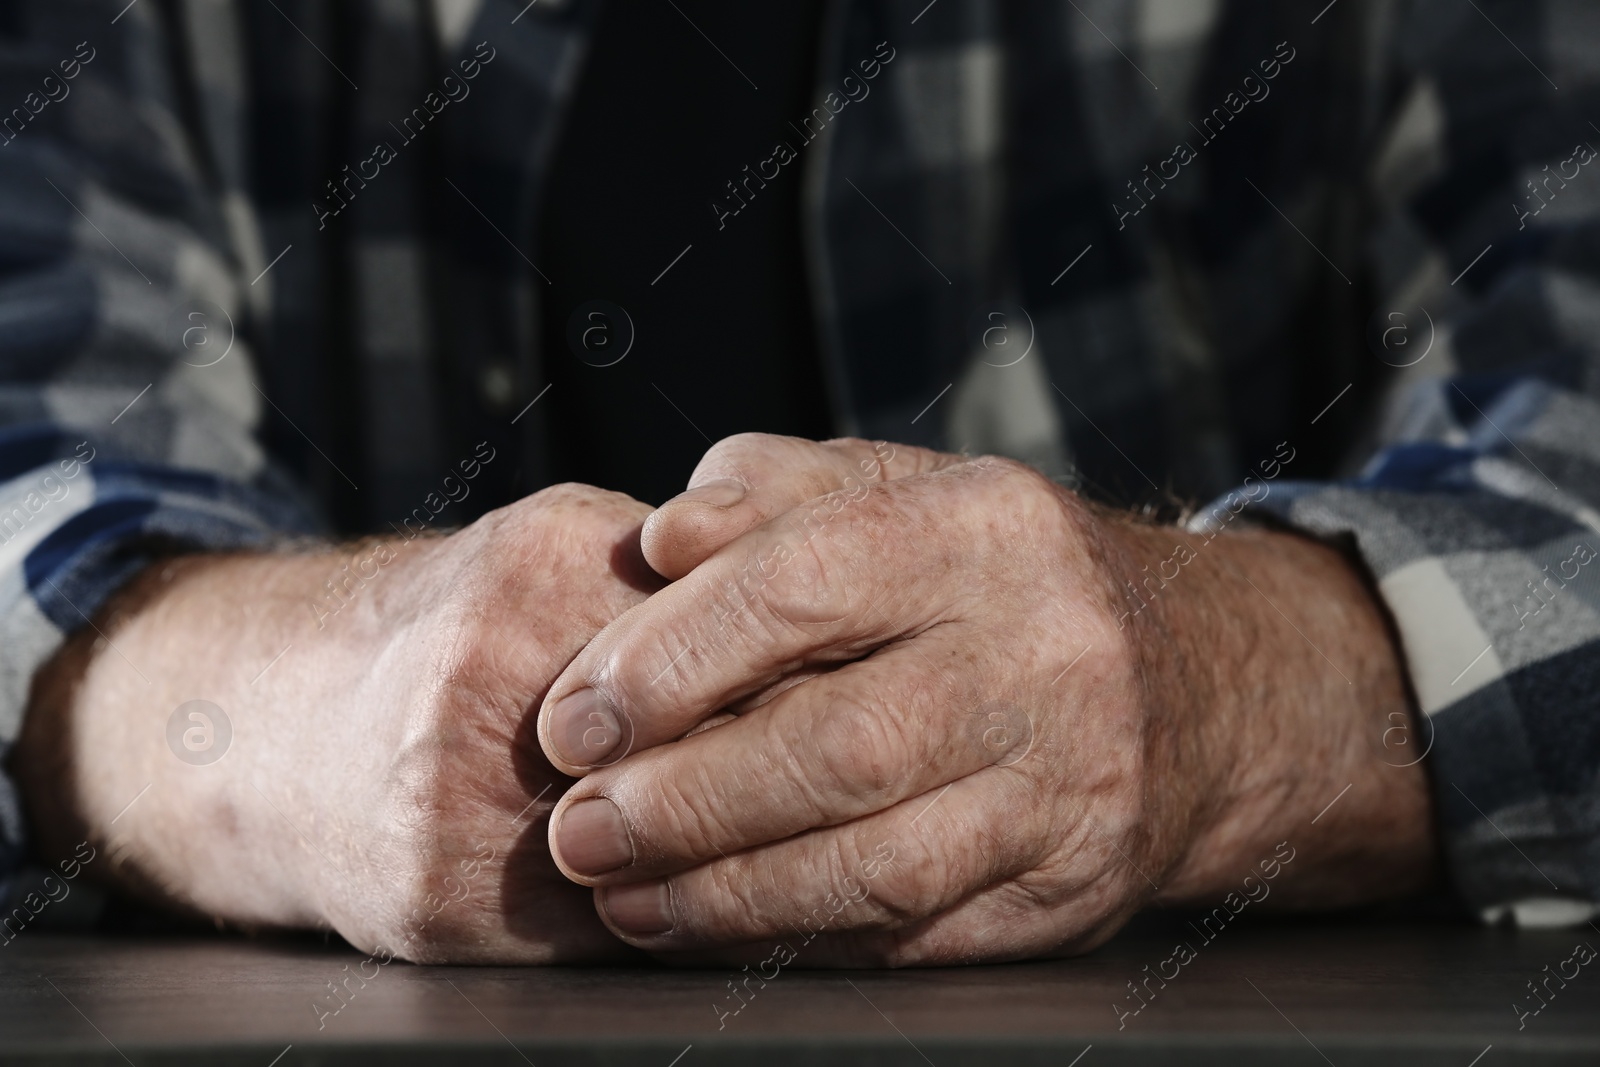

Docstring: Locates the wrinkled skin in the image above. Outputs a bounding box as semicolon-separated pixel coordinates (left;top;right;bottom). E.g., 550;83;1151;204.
539;435;1436;966
17;485;661;963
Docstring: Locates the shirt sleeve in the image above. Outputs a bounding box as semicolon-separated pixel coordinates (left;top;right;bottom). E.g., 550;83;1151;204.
0;4;317;899
1216;2;1600;922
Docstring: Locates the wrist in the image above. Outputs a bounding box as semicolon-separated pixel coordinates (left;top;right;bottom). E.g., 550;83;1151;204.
1092;514;1438;909
13;546;400;929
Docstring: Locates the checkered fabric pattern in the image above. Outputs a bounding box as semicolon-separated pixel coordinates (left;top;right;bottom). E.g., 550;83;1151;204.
0;0;1596;923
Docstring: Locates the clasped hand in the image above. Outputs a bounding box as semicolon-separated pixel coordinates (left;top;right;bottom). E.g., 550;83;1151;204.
16;428;1431;968
536;434;1433;966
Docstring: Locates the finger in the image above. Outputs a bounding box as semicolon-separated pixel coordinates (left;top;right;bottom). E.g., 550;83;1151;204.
655;876;1129;970
538;463;997;774
588;767;1045;951
641;434;957;580
547;640;1040;881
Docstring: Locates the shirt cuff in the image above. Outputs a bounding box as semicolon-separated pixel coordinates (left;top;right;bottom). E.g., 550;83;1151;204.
1192;385;1600;920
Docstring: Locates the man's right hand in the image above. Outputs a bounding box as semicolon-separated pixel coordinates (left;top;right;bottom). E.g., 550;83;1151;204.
11;484;661;963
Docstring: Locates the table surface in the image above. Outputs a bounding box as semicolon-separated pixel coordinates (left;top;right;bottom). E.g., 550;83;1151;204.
1;912;1596;1066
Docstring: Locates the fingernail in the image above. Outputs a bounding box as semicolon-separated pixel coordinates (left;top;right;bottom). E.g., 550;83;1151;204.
549;688;626;767
672;479;746;508
603;880;674;934
555;798;634;876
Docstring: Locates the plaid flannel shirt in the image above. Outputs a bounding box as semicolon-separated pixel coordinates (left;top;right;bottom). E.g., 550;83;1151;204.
1;0;1597;926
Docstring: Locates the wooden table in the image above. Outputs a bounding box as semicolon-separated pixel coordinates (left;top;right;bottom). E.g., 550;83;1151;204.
2;912;1595;1064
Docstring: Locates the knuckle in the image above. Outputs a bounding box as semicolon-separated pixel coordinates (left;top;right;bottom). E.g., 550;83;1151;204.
799;691;918;811
375;875;477;963
824;437;897;481
874;934;935;968
360;676;513;960
354;833;468;963
970;453;1038;484
962;455;1087;578
695;432;783;480
691;855;774;939
480;483;599;543
629;758;739;865
1043;791;1146;895
522;480;606;508
822;436;877;452
708;430;779;458
507;482;650;540
745;520;855;626
971;455;1065;528
718;456;920;630
822;437;885;479
852;830;950;925
598;621;687;707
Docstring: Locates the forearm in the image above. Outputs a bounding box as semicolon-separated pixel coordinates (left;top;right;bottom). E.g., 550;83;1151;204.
8;484;658;963
13;548;386;929
1119;520;1440;909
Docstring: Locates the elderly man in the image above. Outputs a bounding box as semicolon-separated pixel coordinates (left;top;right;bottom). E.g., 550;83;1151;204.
2;0;1596;965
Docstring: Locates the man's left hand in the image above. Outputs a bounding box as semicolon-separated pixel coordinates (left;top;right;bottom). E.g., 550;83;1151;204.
537;435;1438;965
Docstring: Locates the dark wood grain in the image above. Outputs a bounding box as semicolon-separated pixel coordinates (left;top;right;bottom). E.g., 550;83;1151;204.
1;912;1595;1065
